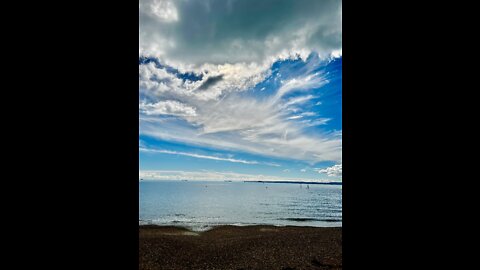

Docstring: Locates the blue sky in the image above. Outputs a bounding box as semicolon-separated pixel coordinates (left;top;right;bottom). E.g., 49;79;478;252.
139;0;342;182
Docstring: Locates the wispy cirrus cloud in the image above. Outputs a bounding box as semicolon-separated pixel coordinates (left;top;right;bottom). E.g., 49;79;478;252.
140;147;280;166
139;55;341;164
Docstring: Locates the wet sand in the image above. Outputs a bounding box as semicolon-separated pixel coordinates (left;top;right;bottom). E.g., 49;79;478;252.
139;225;342;270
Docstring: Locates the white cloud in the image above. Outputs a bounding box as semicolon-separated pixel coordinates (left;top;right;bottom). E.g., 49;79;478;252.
139;170;337;182
274;73;327;102
331;49;342;59
138;60;270;102
148;0;178;22
192;62;270;101
300;118;331;127
284;95;317;107
300;112;316;117
317;164;342;177
139;100;197;117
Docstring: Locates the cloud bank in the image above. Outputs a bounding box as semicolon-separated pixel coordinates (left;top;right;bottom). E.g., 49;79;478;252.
140;0;342;67
140;170;337;182
317;164;342;177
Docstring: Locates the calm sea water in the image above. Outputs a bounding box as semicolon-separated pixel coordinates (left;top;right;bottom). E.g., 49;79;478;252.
139;180;342;231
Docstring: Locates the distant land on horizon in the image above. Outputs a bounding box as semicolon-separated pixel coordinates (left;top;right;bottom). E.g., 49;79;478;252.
139;179;342;185
244;180;342;185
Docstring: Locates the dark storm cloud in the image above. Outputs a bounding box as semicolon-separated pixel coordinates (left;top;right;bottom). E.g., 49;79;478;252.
197;75;224;90
140;0;342;66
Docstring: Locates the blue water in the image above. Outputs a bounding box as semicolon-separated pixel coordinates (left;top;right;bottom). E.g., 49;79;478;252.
139;180;342;231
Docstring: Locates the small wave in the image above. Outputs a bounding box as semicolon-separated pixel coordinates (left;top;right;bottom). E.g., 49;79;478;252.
280;217;342;222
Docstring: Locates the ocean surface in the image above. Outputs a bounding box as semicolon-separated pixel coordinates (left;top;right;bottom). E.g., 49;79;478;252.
139;180;342;231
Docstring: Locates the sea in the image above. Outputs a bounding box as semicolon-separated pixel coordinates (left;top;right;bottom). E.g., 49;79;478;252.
139;180;342;231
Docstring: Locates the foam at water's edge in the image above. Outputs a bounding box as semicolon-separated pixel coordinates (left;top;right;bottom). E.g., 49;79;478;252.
139;220;342;231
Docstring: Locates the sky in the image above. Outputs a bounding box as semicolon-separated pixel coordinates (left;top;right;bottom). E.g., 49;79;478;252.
139;0;342;182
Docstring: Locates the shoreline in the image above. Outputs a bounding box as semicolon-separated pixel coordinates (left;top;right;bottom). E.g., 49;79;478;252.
140;224;342;269
139;223;342;231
